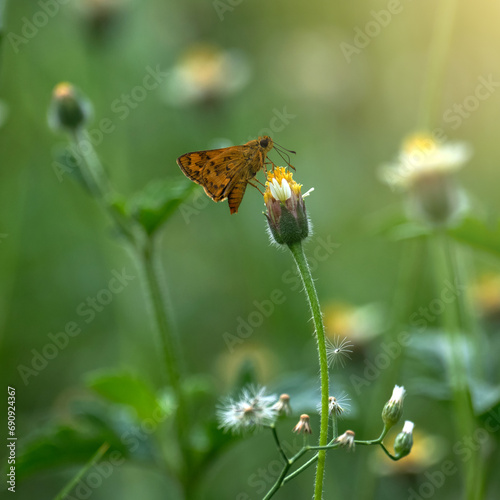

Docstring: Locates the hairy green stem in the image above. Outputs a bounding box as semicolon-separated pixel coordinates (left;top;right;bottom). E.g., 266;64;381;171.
288;242;330;500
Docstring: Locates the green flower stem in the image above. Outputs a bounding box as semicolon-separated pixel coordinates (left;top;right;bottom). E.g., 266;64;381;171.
53;442;110;500
70;130;192;489
355;239;422;500
287;241;330;500
432;231;477;500
71;130;138;245
418;0;459;129
286;424;388;482
331;412;338;440
141;238;191;477
270;424;289;463
265;425;390;498
378;443;398;461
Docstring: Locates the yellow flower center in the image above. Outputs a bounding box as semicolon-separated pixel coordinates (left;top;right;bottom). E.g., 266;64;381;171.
264;167;302;203
402;132;438;157
53;82;74;99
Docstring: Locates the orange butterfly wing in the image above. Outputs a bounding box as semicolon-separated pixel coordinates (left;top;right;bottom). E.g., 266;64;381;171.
177;146;260;214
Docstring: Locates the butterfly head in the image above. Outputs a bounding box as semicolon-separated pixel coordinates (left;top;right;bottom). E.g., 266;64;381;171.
258;136;273;153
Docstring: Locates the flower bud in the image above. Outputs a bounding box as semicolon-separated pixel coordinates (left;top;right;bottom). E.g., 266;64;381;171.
264;167;310;246
48;82;92;132
382;385;405;429
394;420;414;459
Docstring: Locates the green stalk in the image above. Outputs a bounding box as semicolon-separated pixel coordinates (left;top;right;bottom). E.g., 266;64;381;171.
140;238;192;484
432;232;477;500
70;130;192;492
417;0;459;130
53;442;110;500
287;242;330;500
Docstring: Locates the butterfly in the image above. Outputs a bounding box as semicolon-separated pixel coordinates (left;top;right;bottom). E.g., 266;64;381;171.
176;136;295;214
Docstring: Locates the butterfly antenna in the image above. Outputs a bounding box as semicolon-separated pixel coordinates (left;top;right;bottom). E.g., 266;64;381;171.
274;141;297;155
274;147;294;169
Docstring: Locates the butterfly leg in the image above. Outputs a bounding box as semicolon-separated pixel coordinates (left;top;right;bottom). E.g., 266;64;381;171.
248;180;265;195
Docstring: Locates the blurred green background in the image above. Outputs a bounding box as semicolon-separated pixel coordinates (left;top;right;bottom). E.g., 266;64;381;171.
1;0;500;499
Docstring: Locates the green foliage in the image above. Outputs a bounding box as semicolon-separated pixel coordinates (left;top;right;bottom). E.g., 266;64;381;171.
448;216;500;258
86;370;172;421
126;178;196;235
15;407;132;481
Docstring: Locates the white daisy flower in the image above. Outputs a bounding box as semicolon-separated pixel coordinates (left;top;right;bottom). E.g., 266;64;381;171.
380;132;471;191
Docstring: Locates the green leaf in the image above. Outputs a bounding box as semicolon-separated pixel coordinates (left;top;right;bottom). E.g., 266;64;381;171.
15;414;130;482
128;178;196;235
86;371;165;421
448;216;500;258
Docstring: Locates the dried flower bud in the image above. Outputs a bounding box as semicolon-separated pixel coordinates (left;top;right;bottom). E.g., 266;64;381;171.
335;430;355;450
293;414;312;434
272;393;291;416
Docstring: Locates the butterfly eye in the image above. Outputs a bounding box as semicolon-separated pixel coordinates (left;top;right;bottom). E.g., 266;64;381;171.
260;138;269;148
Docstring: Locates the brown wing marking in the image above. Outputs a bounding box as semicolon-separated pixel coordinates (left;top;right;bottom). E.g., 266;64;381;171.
227;179;248;215
201;153;249;201
176;149;227;183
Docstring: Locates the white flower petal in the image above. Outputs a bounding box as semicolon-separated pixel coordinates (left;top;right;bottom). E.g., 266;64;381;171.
403;420;414;434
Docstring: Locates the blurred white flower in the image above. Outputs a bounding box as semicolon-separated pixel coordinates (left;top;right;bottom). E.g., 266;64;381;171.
164;44;250;107
380;132;471;191
217;386;277;433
